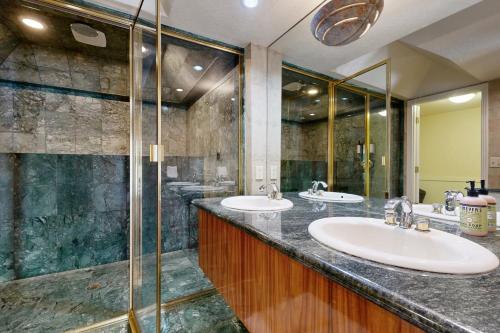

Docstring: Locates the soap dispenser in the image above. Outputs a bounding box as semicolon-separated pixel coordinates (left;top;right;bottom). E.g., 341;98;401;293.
478;179;497;232
460;181;488;236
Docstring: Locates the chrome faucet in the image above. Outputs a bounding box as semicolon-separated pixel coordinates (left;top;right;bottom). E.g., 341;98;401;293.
443;191;463;215
258;183;283;200
384;196;414;229
310;180;328;194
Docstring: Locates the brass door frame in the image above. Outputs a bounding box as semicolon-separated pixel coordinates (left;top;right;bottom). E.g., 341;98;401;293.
282;60;392;197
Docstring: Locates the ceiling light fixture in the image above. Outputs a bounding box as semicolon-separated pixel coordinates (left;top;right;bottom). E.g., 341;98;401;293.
309;113;316;116
242;0;259;8
193;65;204;71
449;93;475;104
311;0;384;46
378;109;387;117
21;17;44;30
176;88;184;92
307;88;319;95
142;46;147;53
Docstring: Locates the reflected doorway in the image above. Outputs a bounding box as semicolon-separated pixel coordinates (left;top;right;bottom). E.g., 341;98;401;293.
407;85;488;203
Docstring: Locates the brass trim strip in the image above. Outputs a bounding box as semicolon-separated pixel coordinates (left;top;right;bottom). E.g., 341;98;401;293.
333;59;388;86
129;309;140;333
128;25;134;312
155;2;162;332
65;314;128;333
365;94;371;197
238;55;244;195
327;82;335;190
66;289;217;333
161;288;218;311
386;59;392;198
282;64;333;83
25;0;131;27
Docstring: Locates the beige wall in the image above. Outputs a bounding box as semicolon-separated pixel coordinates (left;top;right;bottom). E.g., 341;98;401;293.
419;107;481;203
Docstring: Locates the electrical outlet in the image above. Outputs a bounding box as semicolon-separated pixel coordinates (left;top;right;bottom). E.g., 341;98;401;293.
490;157;500;168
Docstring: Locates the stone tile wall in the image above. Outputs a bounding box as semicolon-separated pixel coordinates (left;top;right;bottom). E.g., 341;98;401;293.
0;153;129;282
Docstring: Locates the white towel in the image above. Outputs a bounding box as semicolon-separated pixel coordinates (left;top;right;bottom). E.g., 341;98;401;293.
166;166;178;178
216;166;228;178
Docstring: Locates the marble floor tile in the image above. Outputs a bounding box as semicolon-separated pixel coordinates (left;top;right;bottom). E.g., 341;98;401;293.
0;249;217;333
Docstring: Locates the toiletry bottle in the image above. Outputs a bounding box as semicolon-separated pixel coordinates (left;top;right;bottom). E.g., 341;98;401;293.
478;179;497;232
460;181;488;236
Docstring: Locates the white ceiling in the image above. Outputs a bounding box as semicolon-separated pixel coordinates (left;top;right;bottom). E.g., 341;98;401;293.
84;0;326;47
420;93;482;116
401;0;500;82
270;0;481;76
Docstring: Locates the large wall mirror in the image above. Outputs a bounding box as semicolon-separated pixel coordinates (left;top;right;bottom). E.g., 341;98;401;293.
267;0;500;203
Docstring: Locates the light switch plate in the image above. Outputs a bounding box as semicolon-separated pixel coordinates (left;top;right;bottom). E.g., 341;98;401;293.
490;157;500;168
270;165;278;180
256;165;264;180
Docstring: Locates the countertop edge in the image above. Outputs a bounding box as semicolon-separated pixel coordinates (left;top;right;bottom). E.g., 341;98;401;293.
192;200;478;333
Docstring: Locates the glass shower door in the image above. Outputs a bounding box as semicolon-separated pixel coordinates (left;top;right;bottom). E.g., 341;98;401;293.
130;1;162;331
332;62;390;198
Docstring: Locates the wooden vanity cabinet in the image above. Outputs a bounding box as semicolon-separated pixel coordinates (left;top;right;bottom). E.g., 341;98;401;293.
198;209;425;333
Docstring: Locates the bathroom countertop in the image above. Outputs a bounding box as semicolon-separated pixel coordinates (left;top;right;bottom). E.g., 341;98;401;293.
192;193;500;333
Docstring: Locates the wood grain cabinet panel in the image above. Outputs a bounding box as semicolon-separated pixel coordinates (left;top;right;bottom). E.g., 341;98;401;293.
198;210;424;333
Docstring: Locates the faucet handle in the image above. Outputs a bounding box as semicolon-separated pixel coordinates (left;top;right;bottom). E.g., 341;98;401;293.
384;199;399;225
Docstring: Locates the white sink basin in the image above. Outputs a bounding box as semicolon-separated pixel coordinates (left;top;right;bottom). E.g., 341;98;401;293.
414;204;500;227
308;217;499;274
221;196;293;211
299;191;364;203
167;181;200;186
182;185;225;192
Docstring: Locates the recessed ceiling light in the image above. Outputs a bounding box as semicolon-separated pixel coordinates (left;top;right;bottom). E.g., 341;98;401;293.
307;88;319;96
231;97;236;101
315;99;320;103
342;97;349;101
449;93;475;104
141;46;147;53
21;18;44;30
193;65;203;71
176;88;184;92
378;110;387;117
309;113;316;116
242;0;259;8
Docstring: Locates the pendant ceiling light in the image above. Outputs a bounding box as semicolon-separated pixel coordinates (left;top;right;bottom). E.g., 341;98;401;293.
311;0;384;46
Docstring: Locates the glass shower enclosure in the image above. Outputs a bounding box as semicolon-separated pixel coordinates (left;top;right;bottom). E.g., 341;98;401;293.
129;1;243;332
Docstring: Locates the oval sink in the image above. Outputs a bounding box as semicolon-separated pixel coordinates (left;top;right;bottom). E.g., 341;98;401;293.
221;196;293;211
414;204;500;227
308;217;499;274
299;191;364;203
167;181;200;186
182;185;225;192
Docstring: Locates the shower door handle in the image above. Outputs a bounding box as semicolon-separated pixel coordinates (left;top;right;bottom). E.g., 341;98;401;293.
149;144;164;163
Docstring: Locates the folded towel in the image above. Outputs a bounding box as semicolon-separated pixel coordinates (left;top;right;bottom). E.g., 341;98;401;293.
216;166;228;178
166;166;178;178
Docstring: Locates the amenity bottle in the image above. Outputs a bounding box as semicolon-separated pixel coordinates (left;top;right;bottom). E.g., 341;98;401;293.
478;179;497;232
460;181;488;236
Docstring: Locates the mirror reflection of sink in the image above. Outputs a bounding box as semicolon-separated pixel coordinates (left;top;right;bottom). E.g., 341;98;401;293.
299;191;364;203
221;196;293;212
414;204;500;227
181;185;225;192
167;181;200;186
308;217;499;274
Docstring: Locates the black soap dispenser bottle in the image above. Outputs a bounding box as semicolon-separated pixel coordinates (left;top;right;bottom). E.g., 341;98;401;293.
478;179;497;232
460;181;488;236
